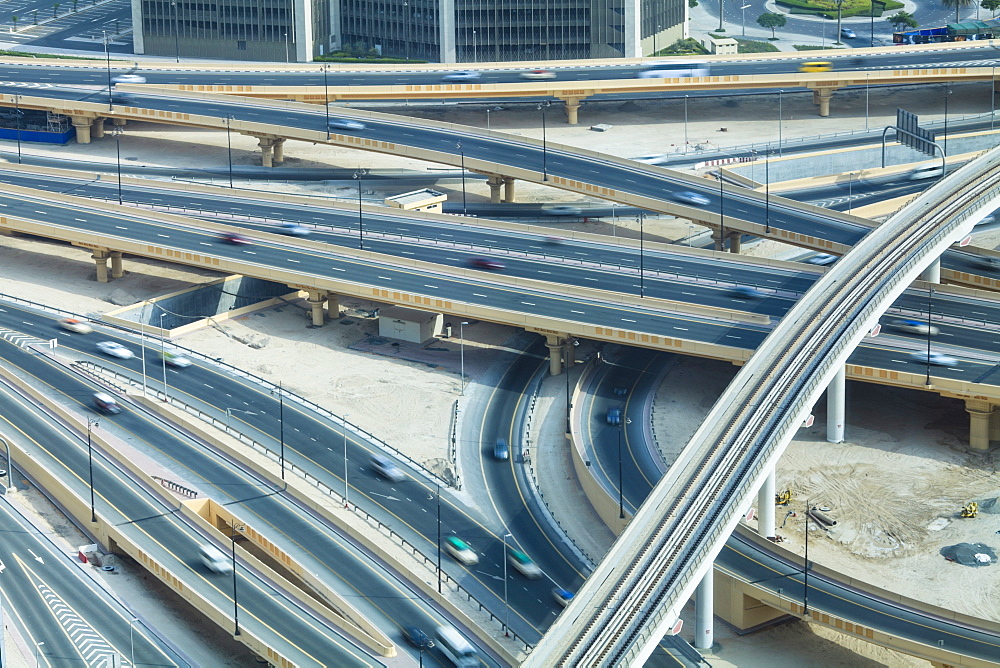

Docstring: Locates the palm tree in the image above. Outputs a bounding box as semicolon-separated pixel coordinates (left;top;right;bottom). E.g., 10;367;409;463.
941;0;976;22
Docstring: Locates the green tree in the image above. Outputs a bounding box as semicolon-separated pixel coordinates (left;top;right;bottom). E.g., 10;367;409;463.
689;0;699;6
941;0;976;22
10;15;17;31
886;10;918;30
982;0;1000;17
756;12;786;39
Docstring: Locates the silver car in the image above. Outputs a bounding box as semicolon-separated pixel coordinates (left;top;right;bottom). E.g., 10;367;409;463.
96;341;134;359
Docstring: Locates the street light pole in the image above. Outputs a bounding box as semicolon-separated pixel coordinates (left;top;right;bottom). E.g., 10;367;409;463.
765;151;771;234
113;125;123;205
160;312;167;397
103;30;112;111
225;115;234;188
502;532;511;636
342;414;350;507
617;428;625;519
638;212;645;297
456;141;467;215
925;287;934;386
14;94;21;164
684;94;689;152
778;89;783;155
436;483;442;593
276;382;285;481
231;523;243;636
322;64;330;139
87;418;98;522
284;32;289;63
741;4;751;36
459;321;469;395
834;0;845;44
171;1;179;62
943;88;953;156
140;301;148;396
538;101;550;181
719;172;726;251
353;169;367;249
403;1;410;60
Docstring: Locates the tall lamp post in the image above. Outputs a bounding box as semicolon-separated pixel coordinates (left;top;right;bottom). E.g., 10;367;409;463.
617;427;625;519
925;287;934;386
719;172;726;251
272;383;286;481
171;1;180;63
538;100;550;181
225;114;234;188
13;94;21;164
353;168;368;249
943;88;953;156
231;523;245;636
740;4;751;36
459;321;470;395
683;94;689;151
103;30;112;111
112;125;123;205
456;141;468;215
638;212;645;297
436;483;442;593
87;417;99;522
777;89;783;156
283;32;289;63
403;1;410;60
502;532;512;636
322;64;330;138
159;312;168;397
342;414;350;507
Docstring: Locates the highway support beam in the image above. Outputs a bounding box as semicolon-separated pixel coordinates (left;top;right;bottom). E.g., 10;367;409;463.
503;177;516;203
812;87;835;117
91;118;106;140
695;569;714;650
826;365;846;444
921;258;941;283
965;399;993;451
558;96;583;125
91;249;110;283
272;137;286;165
711;228;725;252
487;175;504;204
727;230;741;254
71;116;94;144
544;334;564;375
109;251;124;279
252;135;281;168
305;290;328;326
757;468;776;540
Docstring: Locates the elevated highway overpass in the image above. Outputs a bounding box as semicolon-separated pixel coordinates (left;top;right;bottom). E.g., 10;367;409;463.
526;116;1000;668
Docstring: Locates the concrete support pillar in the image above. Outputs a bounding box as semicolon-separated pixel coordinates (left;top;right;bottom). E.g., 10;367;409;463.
91;250;110;283
273;138;286;164
71;116;93;144
109;251;124;279
921;257;941;284
502;177;516;203
561;97;582;125
966;399;993;451
816;88;833;117
306;290;327;326
91;118;106;139
727;230;741;254
327;294;340;319
111;117;127;127
257;137;276;168
826;365;846;444
694;569;714;650
487;175;504;204
711;228;725;251
544;335;564;376
757;468;776;540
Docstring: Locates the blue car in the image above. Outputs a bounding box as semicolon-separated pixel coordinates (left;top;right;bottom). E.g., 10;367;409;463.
730;286;763;299
606;407;622;426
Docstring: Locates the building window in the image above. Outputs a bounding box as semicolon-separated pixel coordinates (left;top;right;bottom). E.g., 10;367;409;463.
237;40;247;50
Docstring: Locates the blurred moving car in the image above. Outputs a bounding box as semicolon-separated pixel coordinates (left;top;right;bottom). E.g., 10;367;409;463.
508;549;542;578
59;318;93;334
444;536;479;565
96;341;134;359
908;164;944;180
606;407;622;426
468;257;505;270
805;253;837;266
729;286;763;299
92;392;122;415
279;222;310;236
909;351;958;367
402;626;434;650
670;191;710;206
327;118;366;131
111;92;136;105
552;587;575;607
370;455;405;482
890;319;939;336
493;438;510;461
973;256;1000;271
543;236;564;244
542;205;583;216
112;74;146;84
162;350;193;367
633;154;671;166
799;61;832;72
220;232;251;245
840;28;857;39
199;544;232;573
520;69;556;80
442;71;481;82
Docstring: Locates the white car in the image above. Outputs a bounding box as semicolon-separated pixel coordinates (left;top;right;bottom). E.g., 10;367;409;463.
520;69;556;80
890;319;939;336
442;71;481;82
279;223;310;237
805;253;837;266
162;351;192;367
633;154;671;166
671;191;710;206
59;318;93;334
908;351;957;367
328;119;366;131
96;341;134;359
444;537;479;565
112;74;146;84
508;550;542;578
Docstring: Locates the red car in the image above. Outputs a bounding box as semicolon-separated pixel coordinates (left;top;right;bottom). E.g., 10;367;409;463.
468;257;504;271
220;232;251;245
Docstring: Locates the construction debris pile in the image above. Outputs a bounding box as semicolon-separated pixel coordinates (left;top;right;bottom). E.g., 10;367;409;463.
941;543;997;567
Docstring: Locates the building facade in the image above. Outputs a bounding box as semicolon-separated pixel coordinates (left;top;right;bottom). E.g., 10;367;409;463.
133;0;686;62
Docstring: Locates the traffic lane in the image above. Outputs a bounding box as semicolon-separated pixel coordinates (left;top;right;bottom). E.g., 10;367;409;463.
0;498;184;667
0;380;374;667
0;351;426;665
719;532;1000;662
846;342;999;385
877;318;1000;352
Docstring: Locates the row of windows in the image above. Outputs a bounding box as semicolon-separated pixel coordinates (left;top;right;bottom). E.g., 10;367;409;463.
143;18;294;39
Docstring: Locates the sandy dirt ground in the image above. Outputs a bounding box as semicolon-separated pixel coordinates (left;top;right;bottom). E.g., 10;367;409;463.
0;80;996;665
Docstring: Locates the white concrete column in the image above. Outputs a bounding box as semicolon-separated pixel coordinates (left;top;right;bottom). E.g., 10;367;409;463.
826;365;846;444
921;257;941;283
757;468;776;540
694;569;714;650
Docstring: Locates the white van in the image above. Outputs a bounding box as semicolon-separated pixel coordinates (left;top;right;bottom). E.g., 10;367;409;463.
199;544;232;574
435;626;478;667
